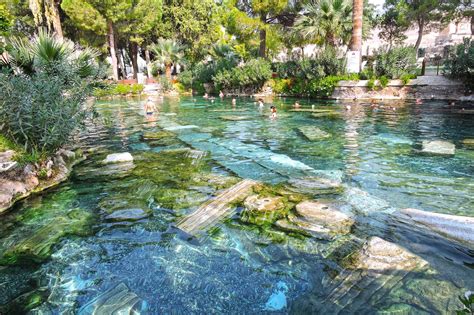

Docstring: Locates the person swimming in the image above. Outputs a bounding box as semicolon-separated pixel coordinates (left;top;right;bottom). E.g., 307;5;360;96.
293;101;301;108
144;98;156;115
232;98;236;106
204;93;209;99
219;91;224;98
270;105;277;119
258;98;264;108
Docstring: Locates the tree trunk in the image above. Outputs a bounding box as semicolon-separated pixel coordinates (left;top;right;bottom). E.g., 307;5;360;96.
130;42;139;80
120;49;127;78
259;14;267;58
349;0;363;52
414;18;424;54
165;63;172;80
145;48;153;78
50;0;63;39
107;20;119;81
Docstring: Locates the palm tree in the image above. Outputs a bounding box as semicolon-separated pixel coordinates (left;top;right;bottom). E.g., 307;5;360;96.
149;38;184;80
1;29;99;78
292;0;353;47
349;0;364;52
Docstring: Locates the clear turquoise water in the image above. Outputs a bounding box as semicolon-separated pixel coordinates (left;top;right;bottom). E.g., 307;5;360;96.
0;96;473;314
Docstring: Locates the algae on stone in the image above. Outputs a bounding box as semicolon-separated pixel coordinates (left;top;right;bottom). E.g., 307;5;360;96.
298;126;331;141
240;194;290;226
0;209;93;265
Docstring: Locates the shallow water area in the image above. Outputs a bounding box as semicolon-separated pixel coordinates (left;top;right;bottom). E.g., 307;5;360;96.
0;96;473;314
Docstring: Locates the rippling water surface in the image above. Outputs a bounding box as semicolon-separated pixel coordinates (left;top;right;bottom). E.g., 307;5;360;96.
0;96;473;314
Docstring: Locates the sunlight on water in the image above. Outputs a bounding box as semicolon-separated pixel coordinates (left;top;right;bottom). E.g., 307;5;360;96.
0;96;473;314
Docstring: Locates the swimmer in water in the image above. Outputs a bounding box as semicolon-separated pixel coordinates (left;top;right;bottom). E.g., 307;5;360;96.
219;91;224;98
293;101;301;108
204;93;209;99
144;98;156;115
258;98;264;108
270;105;277;119
232;98;236;106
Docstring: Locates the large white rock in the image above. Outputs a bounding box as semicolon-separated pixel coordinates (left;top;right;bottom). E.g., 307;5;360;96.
421;140;455;155
398;208;474;245
295;200;354;234
102;152;134;164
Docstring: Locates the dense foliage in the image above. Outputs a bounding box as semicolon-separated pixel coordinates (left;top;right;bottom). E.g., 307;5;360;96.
444;38;474;83
272;48;346;80
213;58;272;92
373;46;417;79
0;31;98;156
93;83;144;97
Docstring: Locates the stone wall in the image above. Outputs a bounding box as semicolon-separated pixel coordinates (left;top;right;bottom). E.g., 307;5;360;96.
332;75;471;100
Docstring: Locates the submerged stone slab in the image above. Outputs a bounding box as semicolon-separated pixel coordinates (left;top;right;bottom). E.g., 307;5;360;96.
78;282;146;315
421;140;455;155
317;237;427;313
295;200;353;235
397;208;474;245
275;217;332;239
219;115;251;121
298;126;331;141
287;176;343;195
177;179;258;235
311;112;341;119
102;152;134;164
105;208;149;221
141;130;175;141
461;139;474;149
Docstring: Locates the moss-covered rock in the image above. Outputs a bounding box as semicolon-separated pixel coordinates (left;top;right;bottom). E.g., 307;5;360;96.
141;130;175;141
240;195;289;226
0;208;93;265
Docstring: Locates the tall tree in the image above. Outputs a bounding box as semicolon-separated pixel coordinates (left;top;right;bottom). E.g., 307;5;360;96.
61;0;132;80
28;0;63;38
378;1;409;49
349;0;363;52
235;0;289;58
149;38;184;79
120;0;162;79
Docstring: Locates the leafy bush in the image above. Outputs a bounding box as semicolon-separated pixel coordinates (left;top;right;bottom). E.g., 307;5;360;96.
0;31;97;156
93;83;144;97
213;58;272;92
379;75;389;88
444;37;474;83
308;74;359;98
374;46;417;79
270;78;292;94
160;76;174;92
178;70;193;88
400;73;416;85
130;84;144;94
273;47;346;80
367;78;376;90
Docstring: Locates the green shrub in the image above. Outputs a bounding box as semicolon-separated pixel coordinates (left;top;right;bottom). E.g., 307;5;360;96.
213;58;272;92
178;70;193;88
160;76;174;92
307;74;358;98
379;75;389;88
114;83;131;95
400;73;416;85
272;47;346;80
374;46;417;79
270;78;292;94
444;37;474;84
367;78;376;90
130;84;144;94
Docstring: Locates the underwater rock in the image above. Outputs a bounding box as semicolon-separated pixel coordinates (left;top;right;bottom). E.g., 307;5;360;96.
298;126;331;141
241;195;288;226
102;152;134;164
0;209;92;265
286;176;343;195
397;208;474;245
461;139;474;149
295;200;354;235
344;187;391;214
219;115;251;121
275;217;332;239
311;112;341;119
78;282;147;315
421;140;455;155
105;208;149;221
314;237;427;313
141;130;175;141
177;179;258;235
